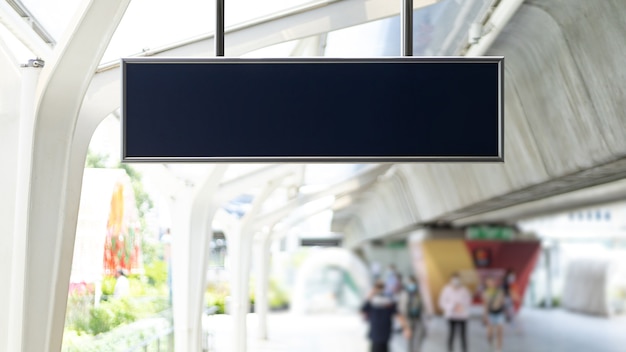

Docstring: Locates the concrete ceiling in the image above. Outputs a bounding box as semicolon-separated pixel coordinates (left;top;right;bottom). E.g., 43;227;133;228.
335;0;626;245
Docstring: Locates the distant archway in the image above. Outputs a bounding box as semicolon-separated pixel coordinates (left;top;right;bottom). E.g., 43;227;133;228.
291;247;371;314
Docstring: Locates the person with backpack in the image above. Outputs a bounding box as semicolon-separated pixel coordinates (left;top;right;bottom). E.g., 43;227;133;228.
398;275;427;352
483;276;506;352
362;281;412;352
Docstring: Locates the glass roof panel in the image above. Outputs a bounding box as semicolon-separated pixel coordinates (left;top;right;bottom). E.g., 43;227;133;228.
411;0;494;55
325;0;494;57
240;39;299;58
325;18;396;57
101;0;314;63
18;0;492;64
20;0;316;57
0;23;35;63
20;0;83;41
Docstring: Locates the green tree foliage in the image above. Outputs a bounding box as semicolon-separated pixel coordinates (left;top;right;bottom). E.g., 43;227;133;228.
117;162;154;225
65;293;94;335
66;292;169;337
205;277;290;314
205;291;227;314
144;260;168;287
63;316;171;352
268;278;290;309
205;282;230;314
67;298;137;336
101;276;116;297
141;239;163;266
87;306;115;335
85;149;109;168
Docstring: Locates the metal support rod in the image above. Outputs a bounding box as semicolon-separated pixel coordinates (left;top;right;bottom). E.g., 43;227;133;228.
216;0;225;56
401;0;413;56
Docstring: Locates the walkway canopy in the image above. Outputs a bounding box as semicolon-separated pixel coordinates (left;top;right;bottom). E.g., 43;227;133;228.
1;0;625;351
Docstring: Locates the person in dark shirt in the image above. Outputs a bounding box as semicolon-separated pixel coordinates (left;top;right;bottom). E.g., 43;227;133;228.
362;281;411;352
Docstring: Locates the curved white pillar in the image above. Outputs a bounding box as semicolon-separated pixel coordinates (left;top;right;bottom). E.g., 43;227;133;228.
0;52;22;351
10;1;131;350
226;180;283;352
8;63;42;352
169;189;195;351
254;231;272;340
171;166;227;352
225;221;254;352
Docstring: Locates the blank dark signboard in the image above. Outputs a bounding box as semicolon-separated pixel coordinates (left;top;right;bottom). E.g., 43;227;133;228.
122;57;503;162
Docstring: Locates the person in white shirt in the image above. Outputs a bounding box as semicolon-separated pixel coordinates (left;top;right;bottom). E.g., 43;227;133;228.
114;269;130;299
438;273;472;352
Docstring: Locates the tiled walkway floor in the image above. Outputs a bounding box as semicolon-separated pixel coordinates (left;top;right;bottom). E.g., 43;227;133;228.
205;309;626;352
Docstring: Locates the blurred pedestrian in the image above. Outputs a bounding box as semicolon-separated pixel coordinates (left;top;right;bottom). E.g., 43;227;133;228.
502;269;520;325
394;273;405;300
371;261;382;281
398;275;427;352
114;269;130;299
362;281;411;352
384;265;399;298
483;276;506;352
439;273;471;352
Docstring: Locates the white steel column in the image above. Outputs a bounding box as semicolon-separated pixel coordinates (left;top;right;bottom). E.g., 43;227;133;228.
255;230;273;340
226;221;254;352
169;188;195;351
171;166;227;352
12;1;130;350
0;52;22;351
7;62;41;352
228;181;282;352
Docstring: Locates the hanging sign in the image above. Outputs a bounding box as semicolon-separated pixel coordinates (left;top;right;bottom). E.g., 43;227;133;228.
122;57;503;162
